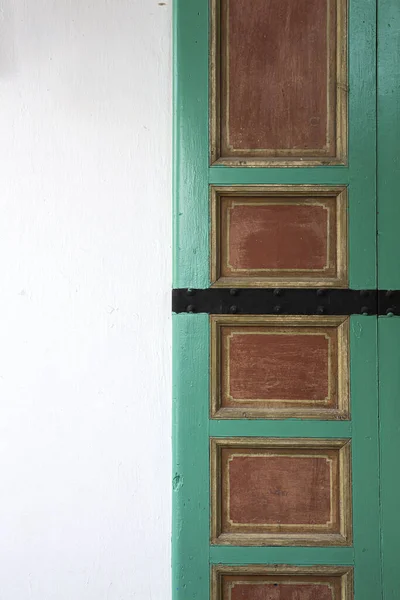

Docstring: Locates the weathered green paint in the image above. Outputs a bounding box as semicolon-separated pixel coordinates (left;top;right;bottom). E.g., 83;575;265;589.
378;317;400;600
377;4;400;598
347;0;377;289
172;314;209;600
350;317;382;599
210;547;354;566
378;0;400;289
209;168;350;186
173;1;209;289
210;420;352;438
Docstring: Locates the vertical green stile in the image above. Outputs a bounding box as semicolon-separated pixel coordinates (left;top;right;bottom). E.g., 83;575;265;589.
172;314;210;600
348;0;377;289
173;0;209;289
377;0;400;289
377;2;400;597
378;318;400;600
350;316;382;599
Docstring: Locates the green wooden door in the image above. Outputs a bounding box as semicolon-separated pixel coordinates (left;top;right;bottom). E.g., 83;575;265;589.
173;1;398;598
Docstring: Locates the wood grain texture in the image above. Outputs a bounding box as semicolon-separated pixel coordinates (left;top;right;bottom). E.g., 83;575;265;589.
225;0;331;153
210;316;350;420
225;329;330;402
211;186;348;288
225;451;334;527
229;583;332;600
212;566;353;600
210;0;348;165
210;438;352;546
225;202;330;271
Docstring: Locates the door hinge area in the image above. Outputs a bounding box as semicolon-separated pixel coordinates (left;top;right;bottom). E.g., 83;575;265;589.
172;288;380;315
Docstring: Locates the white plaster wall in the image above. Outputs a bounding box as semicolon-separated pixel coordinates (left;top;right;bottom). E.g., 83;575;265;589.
0;1;171;598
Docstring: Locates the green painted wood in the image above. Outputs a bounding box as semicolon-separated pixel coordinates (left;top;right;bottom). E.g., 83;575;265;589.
350;316;382;599
348;0;377;289
209;167;350;186
377;8;400;592
377;6;400;594
378;0;400;289
210;420;352;438
378;317;400;600
173;0;209;289
172;314;209;600
210;547;354;566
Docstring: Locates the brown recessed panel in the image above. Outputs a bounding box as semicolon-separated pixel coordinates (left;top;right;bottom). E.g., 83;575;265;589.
210;316;349;420
211;186;348;288
210;0;348;166
210;438;352;546
212;565;354;600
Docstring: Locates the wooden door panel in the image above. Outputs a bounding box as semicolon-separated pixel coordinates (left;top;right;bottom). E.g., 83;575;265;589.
212;566;353;600
210;316;349;420
211;0;347;165
211;186;348;288
211;438;352;546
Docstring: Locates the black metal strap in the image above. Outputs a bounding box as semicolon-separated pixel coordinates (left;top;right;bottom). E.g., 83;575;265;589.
378;290;400;316
173;288;381;315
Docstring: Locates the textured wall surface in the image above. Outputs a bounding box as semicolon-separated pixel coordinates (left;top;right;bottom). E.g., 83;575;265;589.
0;1;171;598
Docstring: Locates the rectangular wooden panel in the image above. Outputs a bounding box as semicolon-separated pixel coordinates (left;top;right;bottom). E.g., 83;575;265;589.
210;0;348;166
210;438;352;546
212;565;353;600
211;186;348;288
210;316;349;420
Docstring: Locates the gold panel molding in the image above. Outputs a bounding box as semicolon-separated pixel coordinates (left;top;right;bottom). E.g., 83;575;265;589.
210;186;348;288
210;315;350;420
210;437;352;547
210;0;348;166
211;565;354;600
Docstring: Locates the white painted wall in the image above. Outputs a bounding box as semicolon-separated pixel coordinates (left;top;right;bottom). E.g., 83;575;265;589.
0;1;171;598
